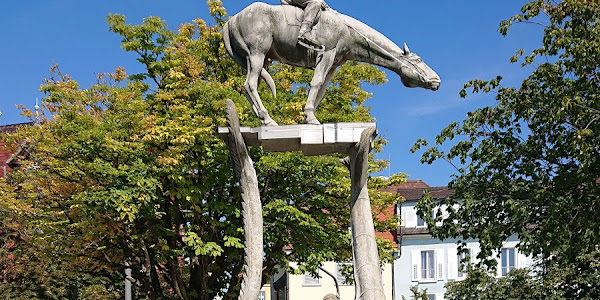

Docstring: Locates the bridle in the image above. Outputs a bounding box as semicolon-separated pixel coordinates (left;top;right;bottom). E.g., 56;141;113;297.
328;8;430;80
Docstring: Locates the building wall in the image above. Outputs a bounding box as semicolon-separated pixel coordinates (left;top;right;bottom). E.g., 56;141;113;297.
213;283;271;300
260;283;271;300
395;202;535;300
285;261;394;300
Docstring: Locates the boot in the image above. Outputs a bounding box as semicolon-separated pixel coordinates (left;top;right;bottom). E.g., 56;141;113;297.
297;22;324;51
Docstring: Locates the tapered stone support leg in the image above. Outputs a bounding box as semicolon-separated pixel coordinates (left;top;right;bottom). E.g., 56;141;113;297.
346;127;385;300
225;99;264;300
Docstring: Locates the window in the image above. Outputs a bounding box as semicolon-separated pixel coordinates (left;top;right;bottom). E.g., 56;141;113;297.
416;209;434;227
303;270;321;286
448;247;476;280
258;291;266;300
417;214;426;227
427;295;436;300
412;249;444;281
277;289;285;300
457;248;472;278
421;250;435;279
501;248;516;276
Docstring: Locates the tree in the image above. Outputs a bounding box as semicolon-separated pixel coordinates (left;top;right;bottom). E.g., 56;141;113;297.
412;0;600;298
0;1;402;299
401;285;430;300
445;268;554;300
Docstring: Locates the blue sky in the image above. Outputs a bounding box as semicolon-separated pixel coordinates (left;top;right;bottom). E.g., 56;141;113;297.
0;0;540;186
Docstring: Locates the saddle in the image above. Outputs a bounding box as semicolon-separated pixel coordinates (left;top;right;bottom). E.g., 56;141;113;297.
282;5;304;27
281;5;325;51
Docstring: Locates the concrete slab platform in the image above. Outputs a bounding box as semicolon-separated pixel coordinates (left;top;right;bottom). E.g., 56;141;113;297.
218;123;376;156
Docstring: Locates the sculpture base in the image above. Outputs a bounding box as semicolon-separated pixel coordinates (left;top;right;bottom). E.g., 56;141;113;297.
218;123;376;156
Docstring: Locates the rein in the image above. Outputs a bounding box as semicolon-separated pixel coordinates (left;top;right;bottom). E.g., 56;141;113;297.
327;8;429;80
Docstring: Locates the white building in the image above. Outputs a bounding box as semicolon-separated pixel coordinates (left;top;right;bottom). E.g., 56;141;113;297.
386;180;535;300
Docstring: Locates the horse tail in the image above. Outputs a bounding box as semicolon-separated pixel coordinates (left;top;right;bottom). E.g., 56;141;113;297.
223;16;277;100
260;68;277;100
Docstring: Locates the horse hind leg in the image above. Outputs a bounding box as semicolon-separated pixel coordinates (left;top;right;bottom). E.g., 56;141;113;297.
244;54;277;126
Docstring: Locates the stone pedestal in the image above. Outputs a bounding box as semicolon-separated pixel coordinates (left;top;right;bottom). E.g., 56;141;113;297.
220;120;384;300
218;123;376;155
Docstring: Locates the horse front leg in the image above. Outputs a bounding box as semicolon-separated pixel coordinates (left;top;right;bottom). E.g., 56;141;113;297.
304;50;337;125
244;55;278;126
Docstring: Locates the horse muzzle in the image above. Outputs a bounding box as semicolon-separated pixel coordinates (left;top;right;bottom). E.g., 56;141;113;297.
428;78;441;91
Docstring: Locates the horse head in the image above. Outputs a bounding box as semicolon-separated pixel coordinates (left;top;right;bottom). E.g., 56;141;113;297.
397;43;441;91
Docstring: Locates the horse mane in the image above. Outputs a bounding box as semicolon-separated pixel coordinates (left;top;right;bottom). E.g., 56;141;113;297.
322;9;405;57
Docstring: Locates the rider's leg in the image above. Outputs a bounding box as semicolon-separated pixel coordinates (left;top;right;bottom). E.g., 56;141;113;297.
298;1;324;41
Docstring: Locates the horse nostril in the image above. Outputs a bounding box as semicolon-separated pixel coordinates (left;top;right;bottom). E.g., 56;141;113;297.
430;81;440;90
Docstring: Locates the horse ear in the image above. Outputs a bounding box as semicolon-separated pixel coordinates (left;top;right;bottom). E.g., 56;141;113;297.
403;43;411;54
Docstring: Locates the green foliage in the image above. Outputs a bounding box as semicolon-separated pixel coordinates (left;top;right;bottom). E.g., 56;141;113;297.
445;260;600;300
1;1;399;299
445;268;551;300
412;0;600;298
401;285;430;300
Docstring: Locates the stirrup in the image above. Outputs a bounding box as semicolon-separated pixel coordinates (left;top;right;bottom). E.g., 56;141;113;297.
298;36;325;52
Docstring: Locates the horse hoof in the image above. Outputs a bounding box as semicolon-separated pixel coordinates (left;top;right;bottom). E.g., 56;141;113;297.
263;120;278;126
304;118;321;125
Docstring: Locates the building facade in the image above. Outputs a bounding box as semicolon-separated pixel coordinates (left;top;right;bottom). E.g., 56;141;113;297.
269;261;395;300
387;180;534;300
267;196;399;300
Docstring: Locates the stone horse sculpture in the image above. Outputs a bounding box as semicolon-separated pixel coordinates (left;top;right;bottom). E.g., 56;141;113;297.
223;2;441;126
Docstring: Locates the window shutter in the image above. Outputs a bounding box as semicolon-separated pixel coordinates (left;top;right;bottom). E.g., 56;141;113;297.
471;246;480;268
436;249;445;280
401;209;406;227
336;263;349;285
447;247;457;280
467;247;475;263
517;250;527;269
411;250;420;281
466;247;475;275
405;208;417;228
303;270;320;285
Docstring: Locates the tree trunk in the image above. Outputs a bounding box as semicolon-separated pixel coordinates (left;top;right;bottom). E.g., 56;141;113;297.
347;127;386;300
225;99;264;300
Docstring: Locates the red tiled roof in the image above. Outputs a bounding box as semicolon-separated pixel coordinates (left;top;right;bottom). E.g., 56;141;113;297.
375;204;398;248
376;230;397;247
380;180;451;202
1;123;29;134
0;141;12;167
379;180;430;192
0;123;32;175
